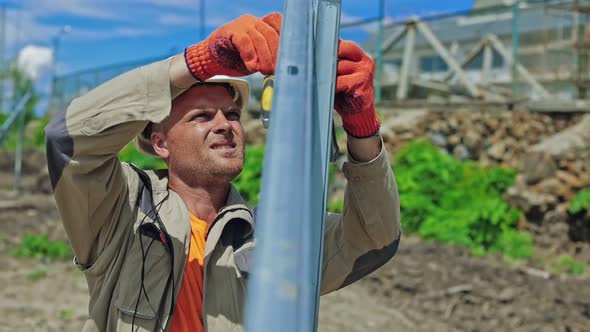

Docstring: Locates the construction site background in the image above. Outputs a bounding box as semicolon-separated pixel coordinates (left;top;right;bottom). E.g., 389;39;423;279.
49;0;590;111
1;1;590;331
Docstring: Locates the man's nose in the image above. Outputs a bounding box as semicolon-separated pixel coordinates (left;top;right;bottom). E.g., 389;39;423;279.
212;110;232;133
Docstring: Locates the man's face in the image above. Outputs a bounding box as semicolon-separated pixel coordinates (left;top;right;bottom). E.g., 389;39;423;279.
152;84;245;186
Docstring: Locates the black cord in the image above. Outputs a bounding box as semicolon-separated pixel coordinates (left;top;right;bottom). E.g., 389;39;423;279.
154;208;176;320
128;165;176;332
131;197;168;332
132;235;155;331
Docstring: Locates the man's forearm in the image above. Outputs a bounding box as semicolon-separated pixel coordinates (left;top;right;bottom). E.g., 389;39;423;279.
347;134;382;162
169;53;198;89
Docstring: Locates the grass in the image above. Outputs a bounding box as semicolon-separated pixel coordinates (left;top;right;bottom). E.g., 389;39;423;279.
12;234;71;260
28;268;48;281
550;256;586;276
58;308;75;320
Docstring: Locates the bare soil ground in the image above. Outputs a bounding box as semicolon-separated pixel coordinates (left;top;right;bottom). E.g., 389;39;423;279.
320;236;590;332
1;157;590;332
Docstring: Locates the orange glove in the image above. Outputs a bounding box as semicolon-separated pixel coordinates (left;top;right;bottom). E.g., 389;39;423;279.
334;40;380;138
185;13;282;81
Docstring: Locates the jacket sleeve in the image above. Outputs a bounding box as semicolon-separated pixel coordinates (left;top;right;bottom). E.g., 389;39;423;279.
44;58;180;267
320;143;401;294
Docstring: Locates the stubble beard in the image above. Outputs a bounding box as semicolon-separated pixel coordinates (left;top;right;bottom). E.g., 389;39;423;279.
172;147;245;187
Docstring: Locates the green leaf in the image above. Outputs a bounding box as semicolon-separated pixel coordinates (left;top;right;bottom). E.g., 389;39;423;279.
569;189;590;214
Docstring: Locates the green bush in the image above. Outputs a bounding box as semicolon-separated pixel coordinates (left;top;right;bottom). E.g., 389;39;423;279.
58;308;75;320
327;199;344;213
232;145;265;205
1;116;45;151
0;67;41;149
30;117;51;150
1;114;50;152
551;255;586;275
12;234;71;260
569;189;590;214
119;143;167;170
395;140;532;259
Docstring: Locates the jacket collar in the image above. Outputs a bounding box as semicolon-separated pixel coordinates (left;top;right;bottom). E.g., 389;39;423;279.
215;184;254;236
225;184;247;206
147;168;254;232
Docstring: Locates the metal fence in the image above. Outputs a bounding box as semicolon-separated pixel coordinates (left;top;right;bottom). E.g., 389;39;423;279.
50;0;590;112
50;54;267;113
50;55;171;111
346;0;590;100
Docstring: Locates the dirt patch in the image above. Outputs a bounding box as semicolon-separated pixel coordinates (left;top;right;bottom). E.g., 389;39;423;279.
1;154;589;331
348;237;589;332
0;256;88;332
2;198;589;332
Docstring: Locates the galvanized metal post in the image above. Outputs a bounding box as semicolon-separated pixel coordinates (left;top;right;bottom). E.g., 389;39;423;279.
0;92;31;146
312;0;341;327
375;0;385;102
14;97;26;194
0;4;5;114
10;93;33;195
245;0;340;330
482;43;493;87
512;1;520;97
49;35;59;112
49;26;70;113
397;22;415;100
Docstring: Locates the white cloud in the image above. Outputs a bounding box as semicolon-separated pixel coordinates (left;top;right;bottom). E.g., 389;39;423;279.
158;13;194;26
340;13;365;25
4;0;264;55
2;8;97;60
17;45;54;79
114;27;153;37
134;0;195;9
16;0;122;21
340;11;396;33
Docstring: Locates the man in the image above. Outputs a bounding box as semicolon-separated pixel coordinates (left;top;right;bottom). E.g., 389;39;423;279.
45;12;401;332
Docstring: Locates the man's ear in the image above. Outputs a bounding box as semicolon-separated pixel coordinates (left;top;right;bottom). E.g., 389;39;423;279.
151;131;169;159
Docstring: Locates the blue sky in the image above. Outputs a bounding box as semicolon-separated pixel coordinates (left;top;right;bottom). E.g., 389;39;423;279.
5;0;474;75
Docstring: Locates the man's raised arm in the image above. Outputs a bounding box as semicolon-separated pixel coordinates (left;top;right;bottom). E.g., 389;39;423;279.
45;13;282;268
320;40;402;294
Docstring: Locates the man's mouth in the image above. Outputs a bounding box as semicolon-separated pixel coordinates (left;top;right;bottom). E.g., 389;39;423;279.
210;141;237;150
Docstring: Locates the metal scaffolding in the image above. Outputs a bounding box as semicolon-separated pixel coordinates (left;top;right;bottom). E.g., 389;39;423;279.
544;0;590;98
49;1;590;113
360;1;589;102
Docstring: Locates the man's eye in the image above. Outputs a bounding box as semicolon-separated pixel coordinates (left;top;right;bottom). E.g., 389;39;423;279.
228;112;241;120
191;113;208;121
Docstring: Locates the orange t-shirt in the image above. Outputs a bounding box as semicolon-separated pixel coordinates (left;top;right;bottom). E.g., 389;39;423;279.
169;214;208;332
